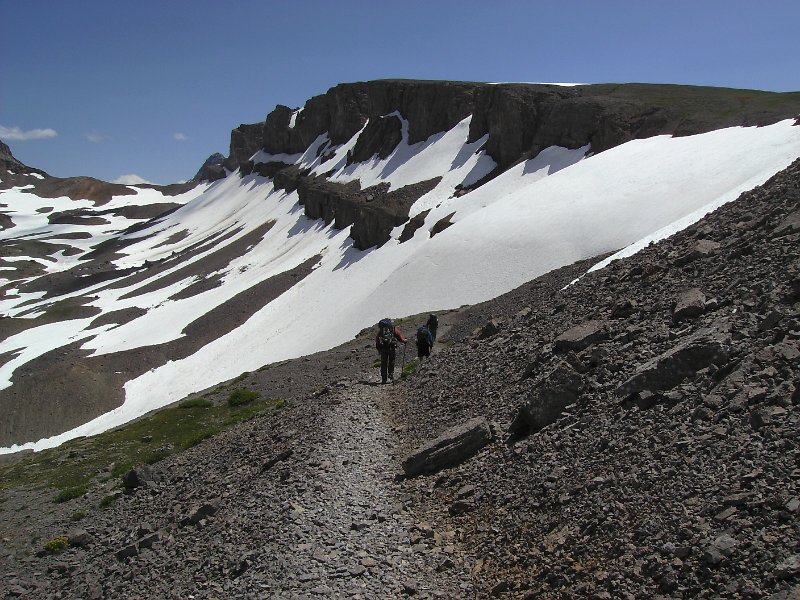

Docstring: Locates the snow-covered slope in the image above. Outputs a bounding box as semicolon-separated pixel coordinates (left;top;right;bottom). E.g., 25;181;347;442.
2;115;800;453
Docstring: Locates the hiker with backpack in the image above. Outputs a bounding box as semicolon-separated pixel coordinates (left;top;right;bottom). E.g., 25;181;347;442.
426;313;438;342
416;324;433;360
375;318;407;384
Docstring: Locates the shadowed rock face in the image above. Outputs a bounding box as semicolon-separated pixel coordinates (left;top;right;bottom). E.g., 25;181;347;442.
273;165;440;250
224;123;266;171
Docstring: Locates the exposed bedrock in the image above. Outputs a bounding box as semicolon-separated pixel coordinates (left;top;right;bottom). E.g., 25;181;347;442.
274;165;440;249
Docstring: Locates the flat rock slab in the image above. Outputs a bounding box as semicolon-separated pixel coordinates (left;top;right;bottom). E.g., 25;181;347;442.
402;417;491;477
554;320;608;351
616;327;729;397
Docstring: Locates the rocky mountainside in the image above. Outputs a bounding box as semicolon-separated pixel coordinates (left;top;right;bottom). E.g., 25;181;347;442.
1;80;798;460
1;153;798;599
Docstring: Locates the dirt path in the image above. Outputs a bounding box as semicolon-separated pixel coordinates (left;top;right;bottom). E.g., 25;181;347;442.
246;372;470;598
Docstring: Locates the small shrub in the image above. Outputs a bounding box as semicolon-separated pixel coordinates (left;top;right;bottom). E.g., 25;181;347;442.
70;511;86;521
178;398;213;409
372;359;381;368
99;495;117;509
233;372;250;384
275;399;285;409
227;388;260;407
54;486;87;503
44;536;69;553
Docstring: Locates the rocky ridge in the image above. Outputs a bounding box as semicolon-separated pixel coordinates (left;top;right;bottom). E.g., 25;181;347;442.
2;157;799;598
214;80;800;251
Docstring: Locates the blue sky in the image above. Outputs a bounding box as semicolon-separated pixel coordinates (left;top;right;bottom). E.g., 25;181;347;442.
1;0;798;185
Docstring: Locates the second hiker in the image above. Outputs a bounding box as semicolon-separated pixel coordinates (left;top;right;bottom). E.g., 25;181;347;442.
375;318;408;384
416;324;433;360
426;313;439;342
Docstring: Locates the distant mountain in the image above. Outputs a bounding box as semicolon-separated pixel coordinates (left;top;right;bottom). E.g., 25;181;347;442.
1;81;799;452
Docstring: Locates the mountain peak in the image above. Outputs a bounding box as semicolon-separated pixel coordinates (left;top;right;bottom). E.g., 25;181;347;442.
192;152;227;182
0;139;47;177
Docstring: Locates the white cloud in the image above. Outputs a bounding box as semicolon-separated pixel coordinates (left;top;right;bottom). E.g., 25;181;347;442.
173;132;189;141
85;131;109;143
112;174;154;185
0;125;58;141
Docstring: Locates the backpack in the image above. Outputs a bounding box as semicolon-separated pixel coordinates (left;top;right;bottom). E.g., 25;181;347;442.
377;318;395;348
416;325;431;347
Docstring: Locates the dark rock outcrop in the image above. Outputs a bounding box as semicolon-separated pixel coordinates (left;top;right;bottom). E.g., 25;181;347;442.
216;80;800;253
248;81;800;176
273;166;440;249
0;139;43;176
224;123;264;171
193;152;226;182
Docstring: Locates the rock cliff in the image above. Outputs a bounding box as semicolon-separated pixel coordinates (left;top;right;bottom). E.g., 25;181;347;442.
218;80;800;249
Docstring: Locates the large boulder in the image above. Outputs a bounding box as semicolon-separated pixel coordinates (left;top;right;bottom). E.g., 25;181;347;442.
616;328;730;398
554;320;608;351
401;417;492;477
675;239;721;266
672;288;706;323
122;464;156;490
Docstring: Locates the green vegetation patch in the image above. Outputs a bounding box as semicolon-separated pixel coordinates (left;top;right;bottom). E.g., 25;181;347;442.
178;397;213;409
99;495;117;509
401;359;420;378
1;392;281;495
54;485;87;503
227;388;260;407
